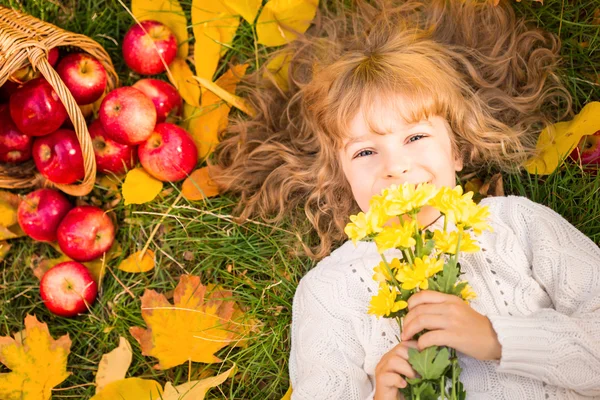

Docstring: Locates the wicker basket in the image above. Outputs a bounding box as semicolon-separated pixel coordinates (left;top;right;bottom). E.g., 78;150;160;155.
0;6;118;196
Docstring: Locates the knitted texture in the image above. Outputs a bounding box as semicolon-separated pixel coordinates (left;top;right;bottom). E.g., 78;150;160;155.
289;196;600;399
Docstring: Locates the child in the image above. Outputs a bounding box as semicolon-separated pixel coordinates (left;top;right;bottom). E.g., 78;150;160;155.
211;0;600;398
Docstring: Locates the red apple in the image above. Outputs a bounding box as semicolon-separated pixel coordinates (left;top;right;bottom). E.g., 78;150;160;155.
17;188;72;242
138;123;197;182
9;77;68;136
89;119;136;174
57;205;115;262
40;261;98;317
0;81;20;102
56;53;107;105
99;86;157;145
48;47;60;67
0;104;32;163
571;130;600;166
132;79;182;123
32;129;85;184
122;20;177;75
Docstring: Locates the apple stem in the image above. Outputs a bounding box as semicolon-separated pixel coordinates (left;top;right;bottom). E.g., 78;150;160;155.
140;192;183;259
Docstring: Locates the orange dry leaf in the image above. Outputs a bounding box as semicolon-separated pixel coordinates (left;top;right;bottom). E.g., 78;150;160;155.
0;315;71;400
256;0;319;47
122;168;163;205
131;0;189;58
162;365;236;399
182;167;220;200
191;0;240;81
186;64;248;159
118;250;156;273
129;275;247;369
90;377;163;400
169;58;202;107
95;337;133;393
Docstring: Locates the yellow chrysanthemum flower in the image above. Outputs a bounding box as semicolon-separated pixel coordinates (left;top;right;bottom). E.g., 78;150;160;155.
374;220;417;253
429;186;492;234
344;212;371;245
394;255;444;290
433;230;480;254
366;194;388;233
372;258;405;283
462;204;493;235
458;282;477;303
383;182;438;216
368;284;408;317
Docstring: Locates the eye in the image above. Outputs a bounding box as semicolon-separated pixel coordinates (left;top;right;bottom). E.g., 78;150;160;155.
407;134;426;143
353;149;374;159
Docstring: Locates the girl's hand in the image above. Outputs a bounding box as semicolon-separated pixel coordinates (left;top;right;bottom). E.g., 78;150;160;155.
374;340;418;400
400;290;502;361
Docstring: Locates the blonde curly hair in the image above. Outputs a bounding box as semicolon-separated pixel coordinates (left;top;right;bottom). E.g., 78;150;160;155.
211;0;571;260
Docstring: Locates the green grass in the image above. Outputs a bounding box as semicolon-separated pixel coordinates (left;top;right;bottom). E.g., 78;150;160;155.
1;0;600;399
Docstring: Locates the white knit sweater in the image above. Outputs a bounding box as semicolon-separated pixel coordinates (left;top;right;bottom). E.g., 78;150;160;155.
289;195;600;399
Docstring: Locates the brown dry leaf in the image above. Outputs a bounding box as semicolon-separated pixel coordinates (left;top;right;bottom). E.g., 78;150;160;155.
525;102;600;175
90;377;163;400
169;58;201;107
191;0;240;80
186;64;248;159
256;0;319;47
0;315;71;400
162;365;236;399
95;337;133;393
122;168;164;206
479;173;504;197
129;275;248;369
182;167;220;201
131;0;189;58
118;250;155;273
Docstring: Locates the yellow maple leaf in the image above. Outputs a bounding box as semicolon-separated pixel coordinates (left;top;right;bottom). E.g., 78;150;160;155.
525;102;600;175
118;250;156;273
256;0;319;47
186;64;248;159
162;365;236;399
223;0;261;24
122;168;164;205
95;337;133;393
90;377;163;400
131;0;189;58
191;0;240;81
169;58;201;107
0;315;71;400
182;167;221;201
129;275;247;369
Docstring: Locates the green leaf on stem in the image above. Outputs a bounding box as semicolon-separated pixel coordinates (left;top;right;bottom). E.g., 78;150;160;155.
408;346;451;380
452;281;468;296
422;239;436;256
413;382;438;400
435;262;460;294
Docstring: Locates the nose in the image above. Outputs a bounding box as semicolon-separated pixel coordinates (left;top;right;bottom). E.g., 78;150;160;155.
382;151;410;178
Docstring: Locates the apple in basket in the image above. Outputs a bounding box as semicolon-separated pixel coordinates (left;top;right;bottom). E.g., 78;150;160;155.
99;86;157;145
89;119;136;175
9;77;68;136
32;129;85;184
132;78;182;123
570;130;600;166
40;261;98;317
122;20;178;75
56;53;107;105
17;188;72;242
57;205;115;262
9;48;60;84
0;104;32;163
138;123;198;182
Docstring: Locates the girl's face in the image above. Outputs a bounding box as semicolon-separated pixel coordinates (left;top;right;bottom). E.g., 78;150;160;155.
338;99;463;226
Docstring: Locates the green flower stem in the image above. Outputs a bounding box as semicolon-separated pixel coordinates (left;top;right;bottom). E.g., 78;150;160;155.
411;211;423;257
443;214;447;232
441;375;445;400
381;254;403;289
402;248;414;265
451;350;458;400
453;229;462;267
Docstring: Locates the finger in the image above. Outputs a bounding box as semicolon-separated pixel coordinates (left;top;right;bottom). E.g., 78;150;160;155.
407;290;461;310
390;340;418;359
383;356;419;380
417;330;455;351
401;314;450;341
377;371;408;390
403;303;450;329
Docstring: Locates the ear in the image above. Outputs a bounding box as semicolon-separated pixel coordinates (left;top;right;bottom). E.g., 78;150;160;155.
454;153;464;172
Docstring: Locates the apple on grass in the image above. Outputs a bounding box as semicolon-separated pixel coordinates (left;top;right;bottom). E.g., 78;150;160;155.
122;20;177;75
138;123;198;182
0;104;32;163
56;53;107;105
9;77;68;136
17;188;72;242
89;119;136;175
33;129;85;184
132;78;182;123
57;205;115;262
570;130;600;166
40;261;98;317
99;86;157;145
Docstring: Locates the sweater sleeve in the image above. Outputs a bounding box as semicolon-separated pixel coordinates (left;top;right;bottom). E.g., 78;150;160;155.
289;273;375;400
488;197;600;396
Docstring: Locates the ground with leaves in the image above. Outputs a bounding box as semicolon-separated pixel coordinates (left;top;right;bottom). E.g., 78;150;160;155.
1;0;600;399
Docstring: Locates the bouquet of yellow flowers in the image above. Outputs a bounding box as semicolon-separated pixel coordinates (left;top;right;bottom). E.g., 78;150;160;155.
344;183;492;400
